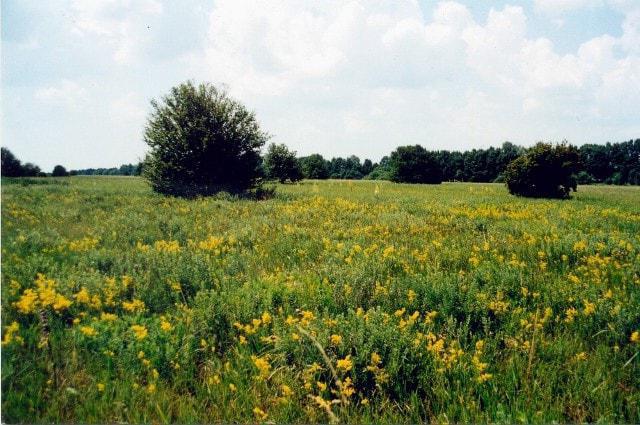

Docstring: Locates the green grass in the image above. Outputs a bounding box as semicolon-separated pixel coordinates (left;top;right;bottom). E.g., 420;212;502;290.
2;177;639;423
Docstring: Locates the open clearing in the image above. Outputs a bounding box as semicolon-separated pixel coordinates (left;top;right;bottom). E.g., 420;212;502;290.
2;178;639;423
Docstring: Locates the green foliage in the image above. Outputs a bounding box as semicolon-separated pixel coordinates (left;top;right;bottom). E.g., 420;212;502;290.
579;139;640;185
72;163;141;176
299;154;330;179
142;81;268;197
263;143;303;183
1;148;43;177
576;171;596;185
504;142;580;198
1;147;23;177
52;165;69;177
389;145;442;184
365;156;392;180
2;178;640;423
329;156;365;179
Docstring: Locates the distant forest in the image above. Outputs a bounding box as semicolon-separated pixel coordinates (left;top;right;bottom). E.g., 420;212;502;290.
2;138;639;185
299;139;640;185
71;163;141;176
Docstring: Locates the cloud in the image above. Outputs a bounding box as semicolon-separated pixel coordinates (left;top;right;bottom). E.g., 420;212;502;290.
4;0;639;170
534;0;604;15
186;0;638;157
34;80;88;106
109;92;147;123
69;0;163;64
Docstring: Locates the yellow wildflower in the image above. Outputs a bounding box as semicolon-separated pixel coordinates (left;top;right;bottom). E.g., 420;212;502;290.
53;294;72;312
336;355;353;372
281;384;293;397
407;289;416;303
582;300;596;316
573;240;587;251
74;288;91;304
100;312;118;321
564;307;578;323
122;299;145;313
14;289;38;314
477;373;492;383
160;319;172;331
330;334;343;346
253;407;268;421
252;355;271;379
2;322;23;346
131;325;148;340
80;326;98;337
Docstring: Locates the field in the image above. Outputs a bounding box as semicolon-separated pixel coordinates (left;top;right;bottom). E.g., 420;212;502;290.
2;177;639;423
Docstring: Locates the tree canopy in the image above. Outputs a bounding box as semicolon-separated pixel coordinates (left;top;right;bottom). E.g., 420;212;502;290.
504;142;580;198
142;81;269;196
263;143;303;183
388;145;442;184
52;165;69;177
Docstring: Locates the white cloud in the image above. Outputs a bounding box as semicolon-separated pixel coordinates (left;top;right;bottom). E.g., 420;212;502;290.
34;80;88;106
534;0;603;15
110;92;147;122
69;0;163;64
182;0;640;157
6;0;639;171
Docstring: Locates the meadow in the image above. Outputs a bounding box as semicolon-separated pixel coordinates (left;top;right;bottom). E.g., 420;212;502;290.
1;177;639;423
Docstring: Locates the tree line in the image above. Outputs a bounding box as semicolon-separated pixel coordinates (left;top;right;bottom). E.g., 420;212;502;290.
69;163;141;176
2;80;638;190
1;148;142;178
291;139;639;185
3;139;638;185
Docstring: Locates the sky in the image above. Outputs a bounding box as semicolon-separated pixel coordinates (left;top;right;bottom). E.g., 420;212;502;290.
2;0;639;171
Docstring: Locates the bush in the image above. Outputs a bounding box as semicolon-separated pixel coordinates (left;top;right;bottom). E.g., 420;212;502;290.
263;143;303;183
52;165;69;177
389;145;442;184
575;171;595;185
142;81;269;197
504;142;580;198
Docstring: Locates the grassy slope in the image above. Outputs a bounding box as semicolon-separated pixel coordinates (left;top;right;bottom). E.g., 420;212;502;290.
1;177;639;423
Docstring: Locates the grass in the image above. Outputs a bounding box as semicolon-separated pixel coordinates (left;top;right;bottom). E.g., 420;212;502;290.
1;177;639;423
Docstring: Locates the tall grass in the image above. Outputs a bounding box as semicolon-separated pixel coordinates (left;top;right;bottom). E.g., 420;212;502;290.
1;177;639;423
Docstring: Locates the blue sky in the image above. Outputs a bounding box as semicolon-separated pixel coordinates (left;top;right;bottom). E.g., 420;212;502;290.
2;0;639;171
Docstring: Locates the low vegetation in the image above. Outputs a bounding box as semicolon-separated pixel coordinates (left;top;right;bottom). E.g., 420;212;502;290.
2;177;639;423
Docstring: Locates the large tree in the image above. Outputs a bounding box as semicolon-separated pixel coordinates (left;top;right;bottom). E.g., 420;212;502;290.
389;145;442;184
142;81;269;196
1;147;23;177
299;154;330;179
263;143;303;183
52;165;69;177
